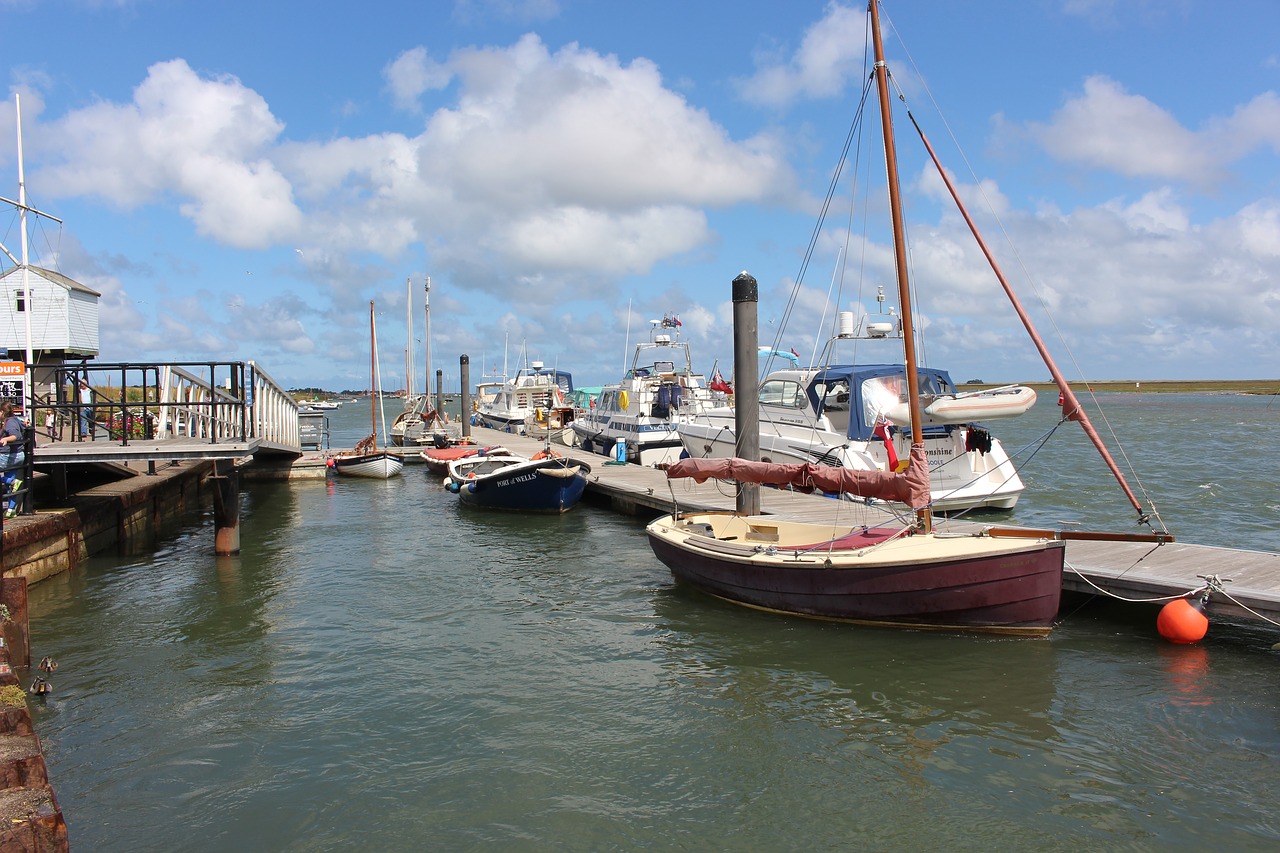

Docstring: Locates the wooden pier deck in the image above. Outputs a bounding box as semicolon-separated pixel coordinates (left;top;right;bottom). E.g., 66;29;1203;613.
471;427;1280;626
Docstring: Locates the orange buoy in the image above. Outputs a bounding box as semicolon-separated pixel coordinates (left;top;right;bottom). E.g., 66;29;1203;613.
1157;598;1209;644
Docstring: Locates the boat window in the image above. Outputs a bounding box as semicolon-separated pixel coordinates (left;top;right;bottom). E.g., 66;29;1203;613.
759;379;806;409
816;381;850;411
654;361;675;374
861;375;906;422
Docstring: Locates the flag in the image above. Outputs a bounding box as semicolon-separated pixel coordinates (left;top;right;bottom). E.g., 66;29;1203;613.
710;369;733;394
872;417;899;471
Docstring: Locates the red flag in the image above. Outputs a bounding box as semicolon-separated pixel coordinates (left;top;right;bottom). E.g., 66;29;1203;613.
710;369;733;394
872;417;899;470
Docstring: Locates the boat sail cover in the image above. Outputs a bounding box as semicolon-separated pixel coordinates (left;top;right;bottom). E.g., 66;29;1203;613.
663;443;930;509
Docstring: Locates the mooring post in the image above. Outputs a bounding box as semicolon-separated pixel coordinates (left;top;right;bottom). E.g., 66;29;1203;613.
211;459;240;555
435;369;444;420
732;271;761;516
460;355;472;438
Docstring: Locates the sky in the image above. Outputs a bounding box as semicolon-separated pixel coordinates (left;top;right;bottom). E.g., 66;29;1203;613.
2;0;1278;393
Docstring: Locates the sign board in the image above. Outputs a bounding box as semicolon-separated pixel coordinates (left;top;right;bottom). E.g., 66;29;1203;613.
0;362;25;407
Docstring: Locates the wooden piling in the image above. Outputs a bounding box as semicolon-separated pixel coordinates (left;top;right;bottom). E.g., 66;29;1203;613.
211;460;240;556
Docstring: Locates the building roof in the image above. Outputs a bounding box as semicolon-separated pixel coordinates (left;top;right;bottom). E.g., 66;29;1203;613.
0;265;102;297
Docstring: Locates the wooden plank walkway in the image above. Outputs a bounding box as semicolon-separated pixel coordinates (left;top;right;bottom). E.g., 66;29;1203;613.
33;435;261;464
474;426;1280;626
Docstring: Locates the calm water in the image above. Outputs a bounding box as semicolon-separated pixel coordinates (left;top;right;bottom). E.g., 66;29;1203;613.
26;394;1280;851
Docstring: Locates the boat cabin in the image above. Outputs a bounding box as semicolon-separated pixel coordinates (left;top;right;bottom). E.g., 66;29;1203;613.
763;364;961;441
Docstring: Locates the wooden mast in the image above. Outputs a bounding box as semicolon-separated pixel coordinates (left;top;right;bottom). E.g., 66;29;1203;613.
369;300;378;449
869;0;931;532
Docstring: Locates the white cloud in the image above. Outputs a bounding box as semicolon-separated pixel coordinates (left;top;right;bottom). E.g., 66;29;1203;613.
1029;76;1280;187
383;47;452;112
290;33;794;299
36;59;303;249
1030;76;1215;182
734;2;867;107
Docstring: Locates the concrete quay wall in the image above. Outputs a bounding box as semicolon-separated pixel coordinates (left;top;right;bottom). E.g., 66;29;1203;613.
2;460;216;586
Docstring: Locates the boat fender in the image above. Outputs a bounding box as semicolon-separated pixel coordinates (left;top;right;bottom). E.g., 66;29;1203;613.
618;390;629;410
445;481;460;493
534;408;543;421
466;482;478;494
1157;596;1209;644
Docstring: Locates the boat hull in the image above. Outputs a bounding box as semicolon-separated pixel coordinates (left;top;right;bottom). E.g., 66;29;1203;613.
448;455;589;513
331;452;404;479
646;512;1064;634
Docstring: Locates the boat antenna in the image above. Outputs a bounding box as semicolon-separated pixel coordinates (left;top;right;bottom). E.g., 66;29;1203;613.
870;0;931;533
622;298;632;377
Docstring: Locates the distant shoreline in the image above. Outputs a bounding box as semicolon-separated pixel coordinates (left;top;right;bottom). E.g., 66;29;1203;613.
970;379;1278;395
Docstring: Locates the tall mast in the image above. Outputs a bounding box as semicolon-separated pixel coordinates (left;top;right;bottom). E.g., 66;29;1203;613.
423;276;432;398
15;94;34;415
369;301;377;442
869;0;931;532
405;276;413;398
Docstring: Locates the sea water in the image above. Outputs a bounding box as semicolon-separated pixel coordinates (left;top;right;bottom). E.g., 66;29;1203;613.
25;393;1280;851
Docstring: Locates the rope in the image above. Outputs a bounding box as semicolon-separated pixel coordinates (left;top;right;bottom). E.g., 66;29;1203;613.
1063;560;1204;604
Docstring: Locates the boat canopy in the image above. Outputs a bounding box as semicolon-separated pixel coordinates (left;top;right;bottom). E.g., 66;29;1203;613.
808;364;958;442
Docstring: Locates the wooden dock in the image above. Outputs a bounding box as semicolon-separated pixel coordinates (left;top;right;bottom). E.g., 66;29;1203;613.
471;427;1280;626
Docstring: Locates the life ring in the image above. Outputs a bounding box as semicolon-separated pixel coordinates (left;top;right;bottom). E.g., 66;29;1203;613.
618;390;629;410
531;449;561;461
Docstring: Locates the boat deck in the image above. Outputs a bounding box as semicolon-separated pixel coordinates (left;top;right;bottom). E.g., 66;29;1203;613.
477;426;1280;626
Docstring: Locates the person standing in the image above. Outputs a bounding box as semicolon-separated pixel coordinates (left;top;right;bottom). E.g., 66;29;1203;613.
1;401;28;518
78;378;95;440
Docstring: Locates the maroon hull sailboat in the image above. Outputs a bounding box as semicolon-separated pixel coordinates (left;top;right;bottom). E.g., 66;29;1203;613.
645;0;1170;635
647;524;1064;631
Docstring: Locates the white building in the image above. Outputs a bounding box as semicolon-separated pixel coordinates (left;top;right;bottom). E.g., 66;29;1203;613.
0;265;100;365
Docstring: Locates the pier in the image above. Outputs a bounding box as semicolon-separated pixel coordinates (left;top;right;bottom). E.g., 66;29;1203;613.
16;360;304;559
470;426;1280;627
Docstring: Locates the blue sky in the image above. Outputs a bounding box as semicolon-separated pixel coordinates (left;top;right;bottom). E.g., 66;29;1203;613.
2;0;1278;392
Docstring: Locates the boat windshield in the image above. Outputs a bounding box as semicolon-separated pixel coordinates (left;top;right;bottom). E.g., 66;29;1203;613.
860;372;957;424
760;378;807;409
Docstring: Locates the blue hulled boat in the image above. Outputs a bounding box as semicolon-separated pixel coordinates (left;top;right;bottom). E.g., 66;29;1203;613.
445;451;590;513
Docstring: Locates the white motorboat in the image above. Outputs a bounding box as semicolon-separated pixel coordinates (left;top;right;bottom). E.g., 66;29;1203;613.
677;360;1032;512
474;361;572;435
571;315;724;466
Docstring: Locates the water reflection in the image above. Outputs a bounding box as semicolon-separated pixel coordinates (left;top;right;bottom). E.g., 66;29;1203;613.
649;587;1060;776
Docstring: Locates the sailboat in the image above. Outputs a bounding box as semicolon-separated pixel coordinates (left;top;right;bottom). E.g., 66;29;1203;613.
331;301;404;479
391;276;447;446
644;0;1172;635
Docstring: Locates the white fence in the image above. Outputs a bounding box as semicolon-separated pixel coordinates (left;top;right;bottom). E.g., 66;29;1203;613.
40;361;302;453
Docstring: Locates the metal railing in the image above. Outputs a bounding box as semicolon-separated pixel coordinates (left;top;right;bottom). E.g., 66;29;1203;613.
32;361;301;452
